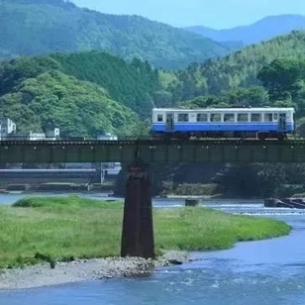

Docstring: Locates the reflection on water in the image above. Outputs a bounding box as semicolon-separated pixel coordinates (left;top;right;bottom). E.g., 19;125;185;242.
1;195;305;304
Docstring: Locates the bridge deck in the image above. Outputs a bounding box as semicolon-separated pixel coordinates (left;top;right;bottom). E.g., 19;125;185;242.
0;139;304;163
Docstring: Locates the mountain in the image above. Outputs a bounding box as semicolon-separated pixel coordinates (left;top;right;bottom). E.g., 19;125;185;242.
50;51;161;117
0;52;165;136
168;30;305;102
0;0;231;69
185;14;305;46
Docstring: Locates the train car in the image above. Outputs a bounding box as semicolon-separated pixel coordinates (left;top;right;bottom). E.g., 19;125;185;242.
150;107;295;140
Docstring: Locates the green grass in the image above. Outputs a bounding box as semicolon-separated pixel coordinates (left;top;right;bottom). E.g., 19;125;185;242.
0;195;291;268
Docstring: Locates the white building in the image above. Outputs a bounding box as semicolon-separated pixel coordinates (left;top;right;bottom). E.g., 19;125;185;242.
28;132;46;141
0;117;16;140
28;128;60;141
46;128;60;140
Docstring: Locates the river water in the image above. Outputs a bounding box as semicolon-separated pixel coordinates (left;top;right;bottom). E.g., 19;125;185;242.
1;194;305;304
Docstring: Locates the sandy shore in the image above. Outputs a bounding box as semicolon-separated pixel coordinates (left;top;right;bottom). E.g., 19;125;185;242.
0;251;196;290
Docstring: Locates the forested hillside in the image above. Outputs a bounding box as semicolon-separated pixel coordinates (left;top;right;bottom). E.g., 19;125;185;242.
51;51;160;117
0;0;230;69
0;54;159;136
169;31;305;102
177;60;305;122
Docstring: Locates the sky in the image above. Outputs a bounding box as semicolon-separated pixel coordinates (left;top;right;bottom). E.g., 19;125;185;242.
71;0;305;29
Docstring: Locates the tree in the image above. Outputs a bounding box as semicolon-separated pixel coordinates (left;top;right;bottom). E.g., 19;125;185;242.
257;59;305;101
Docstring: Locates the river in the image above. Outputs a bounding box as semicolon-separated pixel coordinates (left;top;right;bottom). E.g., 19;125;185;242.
1;193;305;304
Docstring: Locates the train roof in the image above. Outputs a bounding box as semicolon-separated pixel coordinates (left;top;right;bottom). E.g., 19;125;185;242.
152;107;295;112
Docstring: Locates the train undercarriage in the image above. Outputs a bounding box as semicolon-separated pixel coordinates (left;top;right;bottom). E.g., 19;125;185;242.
150;131;288;141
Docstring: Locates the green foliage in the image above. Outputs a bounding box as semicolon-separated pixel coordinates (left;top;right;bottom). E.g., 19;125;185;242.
155;207;291;251
296;117;305;137
257;58;305;101
0;196;291;268
178;86;270;109
12;195;122;209
0;0;230;69
170;30;305;101
0;51;175;135
0;56;61;95
214;163;305;198
178;56;305;121
0;67;140;136
51;52;161;117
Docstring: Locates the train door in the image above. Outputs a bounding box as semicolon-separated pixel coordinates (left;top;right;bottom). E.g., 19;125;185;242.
166;113;174;132
278;113;286;130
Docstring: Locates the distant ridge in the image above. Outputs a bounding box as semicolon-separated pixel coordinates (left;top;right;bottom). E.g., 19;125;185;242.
185;14;305;45
0;0;232;69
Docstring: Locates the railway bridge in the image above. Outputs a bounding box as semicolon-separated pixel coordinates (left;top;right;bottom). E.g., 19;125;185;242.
1;139;305;163
2;139;305;259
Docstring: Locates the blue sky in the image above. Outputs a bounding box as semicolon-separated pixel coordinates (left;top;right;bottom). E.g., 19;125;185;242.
71;0;305;29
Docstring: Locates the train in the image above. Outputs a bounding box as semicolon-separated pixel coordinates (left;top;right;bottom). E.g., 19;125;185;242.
150;107;296;140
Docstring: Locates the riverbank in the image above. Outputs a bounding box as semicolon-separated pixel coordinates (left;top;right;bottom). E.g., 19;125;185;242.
0;250;191;290
0;195;291;289
0;181;115;193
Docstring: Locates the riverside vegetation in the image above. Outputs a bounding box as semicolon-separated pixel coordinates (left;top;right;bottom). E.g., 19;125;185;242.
0;196;291;269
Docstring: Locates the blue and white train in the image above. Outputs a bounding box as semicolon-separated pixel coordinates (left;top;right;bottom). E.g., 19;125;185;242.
150;107;295;140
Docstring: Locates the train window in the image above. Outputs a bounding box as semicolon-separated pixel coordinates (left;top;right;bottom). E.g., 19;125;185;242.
237;113;248;122
197;113;208;122
224;113;234;122
264;113;273;122
210;113;221;122
178;113;189;122
251;113;261;122
273;113;278;120
157;114;163;122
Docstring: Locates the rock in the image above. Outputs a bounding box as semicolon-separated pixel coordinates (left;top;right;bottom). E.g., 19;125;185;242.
168;259;183;265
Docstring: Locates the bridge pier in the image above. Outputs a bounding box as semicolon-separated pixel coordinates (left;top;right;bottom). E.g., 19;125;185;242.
121;161;155;259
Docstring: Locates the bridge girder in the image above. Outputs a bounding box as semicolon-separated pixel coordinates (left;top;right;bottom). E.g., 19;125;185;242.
0;140;305;163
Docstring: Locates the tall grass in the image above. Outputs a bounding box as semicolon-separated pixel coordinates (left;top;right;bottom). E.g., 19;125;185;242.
0;196;291;268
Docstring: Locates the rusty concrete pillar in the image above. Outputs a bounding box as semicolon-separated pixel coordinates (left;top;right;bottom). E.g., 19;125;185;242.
121;161;155;259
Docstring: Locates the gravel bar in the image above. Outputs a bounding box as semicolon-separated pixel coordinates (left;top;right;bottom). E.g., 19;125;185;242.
0;251;197;290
